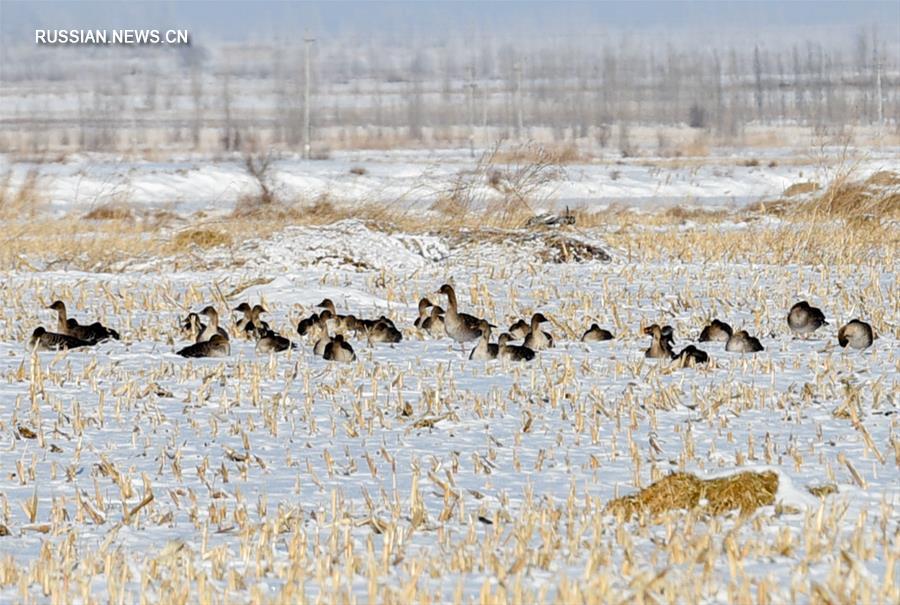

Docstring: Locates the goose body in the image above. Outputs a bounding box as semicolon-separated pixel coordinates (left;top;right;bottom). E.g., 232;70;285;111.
837;319;874;350
256;329;296;354
234;303;254;336
498;333;536;361
643;324;675;359
414;298;432;329
437;284;483;347
197;306;229;343
507;319;530;340
422;305;446;338
674;345;709;366
324;335;356;362
469;320;499;360
28;327;91;352
177;334;230;358
699;319;732;342
297;312;319;337
582;323;614;342
366;320;402;344
523;313;553;350
182;313;206;341
245;305;271;339
725;330;764;353
48;300;119;344
787;301;828;336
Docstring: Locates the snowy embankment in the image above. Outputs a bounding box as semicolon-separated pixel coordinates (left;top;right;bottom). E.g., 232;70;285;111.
0;217;896;603
2;147;897;215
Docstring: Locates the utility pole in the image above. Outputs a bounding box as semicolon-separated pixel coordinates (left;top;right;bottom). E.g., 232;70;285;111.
304;36;315;159
466;66;476;157
514;61;524;139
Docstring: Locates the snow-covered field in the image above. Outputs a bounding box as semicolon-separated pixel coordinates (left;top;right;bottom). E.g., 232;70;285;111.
3;146;898;216
0;151;897;603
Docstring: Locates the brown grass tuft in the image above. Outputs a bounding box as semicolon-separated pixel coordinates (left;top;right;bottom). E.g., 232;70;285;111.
606;470;779;520
784;181;820;197
84;202;135;221
170;228;231;250
799;176;900;219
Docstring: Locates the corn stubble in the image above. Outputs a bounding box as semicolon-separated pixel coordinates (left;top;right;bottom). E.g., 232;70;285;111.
0;170;896;604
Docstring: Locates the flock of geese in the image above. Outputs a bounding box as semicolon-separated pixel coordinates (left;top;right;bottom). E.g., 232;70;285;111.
27;289;876;364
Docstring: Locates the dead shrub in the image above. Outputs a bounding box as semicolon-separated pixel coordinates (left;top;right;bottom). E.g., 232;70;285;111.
799;176;900;219
0;169;44;218
865;170;900;187
605;470;779;520
349;166;368;176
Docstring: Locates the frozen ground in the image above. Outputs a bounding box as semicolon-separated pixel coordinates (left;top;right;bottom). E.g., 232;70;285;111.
2;146;898;216
0;212;896;602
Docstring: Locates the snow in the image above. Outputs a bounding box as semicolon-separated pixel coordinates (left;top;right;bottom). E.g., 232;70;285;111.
0;156;897;603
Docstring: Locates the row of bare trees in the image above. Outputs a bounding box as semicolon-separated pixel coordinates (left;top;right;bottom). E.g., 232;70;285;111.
0;27;896;154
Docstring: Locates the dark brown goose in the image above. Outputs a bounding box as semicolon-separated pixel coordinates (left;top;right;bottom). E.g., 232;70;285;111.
48;300;119;344
698;319;733;342
197;306;229;342
523;313;554;351
436;284;484;351
28;327;91;352
296;312;319;337
507;319;530;340
469;320;499;360
255;329;296;354
582;323;614;342
422;305;446;339
787;301;828;336
643;324;675;359
316;298;356;333
177;334;230;358
725;330;764;353
837;319;874;350
413;298;432;329
497;333;536;361
323;334;356;362
674;345;709;367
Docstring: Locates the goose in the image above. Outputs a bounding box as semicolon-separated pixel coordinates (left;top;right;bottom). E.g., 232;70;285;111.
837;319;874;350
674;345;709;367
234;303;254;335
28;327;91;352
177;334;230;358
323;334;356;362
256;329;296;354
698;319;732;342
365;319;402;344
436;284;484;351
422;305;446;338
787;301;828;336
197;306;229;343
296;312;319;337
413;298;432;329
507;319;530;340
469;320;499;360
181;312;206;341
643;324;675;359
245;304;271;339
725;330;764;353
316;299;356;333
582;323;614;342
497;333;536;361
308;318;331;356
48;300;119;344
523;313;554;350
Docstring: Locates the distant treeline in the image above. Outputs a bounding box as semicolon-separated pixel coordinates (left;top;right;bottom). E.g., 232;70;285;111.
0;27;896;153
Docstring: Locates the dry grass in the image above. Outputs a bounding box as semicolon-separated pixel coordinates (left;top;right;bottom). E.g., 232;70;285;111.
796;172;900;219
0;170;44;218
784;181;820;197
169;228;232;251
606;471;780;520
83;202;136;221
